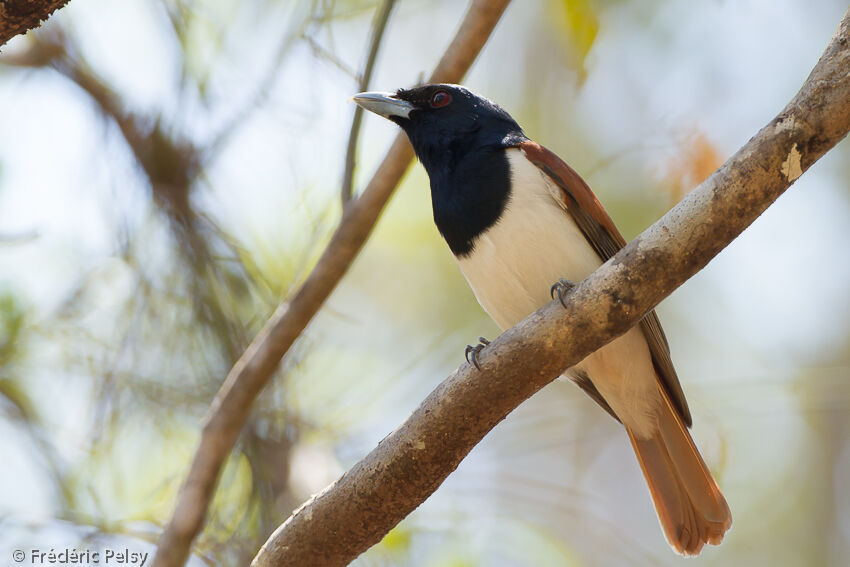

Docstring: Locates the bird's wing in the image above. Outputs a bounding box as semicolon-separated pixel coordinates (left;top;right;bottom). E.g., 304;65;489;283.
517;140;692;427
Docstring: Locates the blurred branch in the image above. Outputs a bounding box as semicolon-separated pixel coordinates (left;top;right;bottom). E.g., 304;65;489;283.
0;295;73;511
341;0;396;205
2;28;200;225
3;26;254;362
252;9;850;567
151;1;513;566
302;33;358;78
0;0;70;47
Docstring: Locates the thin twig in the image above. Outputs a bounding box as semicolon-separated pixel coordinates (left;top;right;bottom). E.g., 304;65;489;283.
252;9;850;566
301;33;359;79
341;0;396;205
151;1;513;566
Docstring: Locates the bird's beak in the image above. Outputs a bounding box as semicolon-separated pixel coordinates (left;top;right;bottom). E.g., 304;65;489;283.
352;91;414;119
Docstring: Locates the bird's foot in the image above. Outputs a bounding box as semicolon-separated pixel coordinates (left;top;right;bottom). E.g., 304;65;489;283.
550;278;577;308
464;337;490;370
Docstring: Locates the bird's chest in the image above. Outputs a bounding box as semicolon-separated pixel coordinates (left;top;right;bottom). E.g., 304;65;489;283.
455;150;603;330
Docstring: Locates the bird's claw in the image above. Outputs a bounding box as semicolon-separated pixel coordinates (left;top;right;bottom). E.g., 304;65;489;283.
464;336;490;370
550;278;577;308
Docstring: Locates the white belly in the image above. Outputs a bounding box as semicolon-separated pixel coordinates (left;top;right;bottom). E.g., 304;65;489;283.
456;149;660;437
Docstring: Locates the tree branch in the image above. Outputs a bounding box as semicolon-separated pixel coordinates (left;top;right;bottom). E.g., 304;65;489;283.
0;0;70;47
151;1;513;566
252;9;850;567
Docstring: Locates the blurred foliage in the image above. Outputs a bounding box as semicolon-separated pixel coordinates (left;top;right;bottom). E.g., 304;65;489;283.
0;0;849;566
0;290;25;369
661;129;724;203
550;0;599;80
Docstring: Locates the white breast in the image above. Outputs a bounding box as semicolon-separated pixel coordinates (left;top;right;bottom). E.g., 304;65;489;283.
456;148;660;437
456;148;602;330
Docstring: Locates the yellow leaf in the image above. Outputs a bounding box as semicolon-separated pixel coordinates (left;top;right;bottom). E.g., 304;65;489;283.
558;0;600;76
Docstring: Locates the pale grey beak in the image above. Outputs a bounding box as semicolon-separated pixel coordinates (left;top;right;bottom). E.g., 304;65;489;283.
352;91;414;119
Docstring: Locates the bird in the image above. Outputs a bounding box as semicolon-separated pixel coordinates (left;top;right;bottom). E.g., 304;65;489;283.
352;84;731;555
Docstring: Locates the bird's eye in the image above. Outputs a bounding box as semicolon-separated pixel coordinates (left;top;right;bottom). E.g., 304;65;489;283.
430;91;451;108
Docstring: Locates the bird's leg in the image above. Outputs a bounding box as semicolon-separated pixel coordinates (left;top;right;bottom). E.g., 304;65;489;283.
464;337;490;370
550;278;577;308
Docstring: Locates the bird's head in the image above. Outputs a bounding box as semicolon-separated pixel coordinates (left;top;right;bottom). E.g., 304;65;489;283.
353;84;525;174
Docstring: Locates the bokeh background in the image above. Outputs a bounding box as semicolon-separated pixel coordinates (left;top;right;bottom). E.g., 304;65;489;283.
1;0;849;565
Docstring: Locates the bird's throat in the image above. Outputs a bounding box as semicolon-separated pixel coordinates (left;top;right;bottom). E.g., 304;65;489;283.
427;146;512;257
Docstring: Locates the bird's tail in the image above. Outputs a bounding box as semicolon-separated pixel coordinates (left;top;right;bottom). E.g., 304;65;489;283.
626;384;732;555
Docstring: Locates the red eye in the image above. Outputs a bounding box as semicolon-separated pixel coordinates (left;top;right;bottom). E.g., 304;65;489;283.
430;91;451;108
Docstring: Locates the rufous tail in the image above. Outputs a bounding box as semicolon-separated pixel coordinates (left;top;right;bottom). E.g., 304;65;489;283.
626;385;732;555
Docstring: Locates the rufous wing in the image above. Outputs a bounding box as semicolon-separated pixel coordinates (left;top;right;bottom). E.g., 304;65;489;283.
516;140;692;426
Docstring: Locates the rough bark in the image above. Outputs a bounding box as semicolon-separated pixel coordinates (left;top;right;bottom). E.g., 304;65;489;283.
0;0;70;46
151;1;513;566
252;9;850;567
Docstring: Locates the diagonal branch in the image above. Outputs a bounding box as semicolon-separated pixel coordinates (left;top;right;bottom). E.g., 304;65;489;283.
151;1;513;566
341;0;396;205
252;8;850;567
0;0;71;47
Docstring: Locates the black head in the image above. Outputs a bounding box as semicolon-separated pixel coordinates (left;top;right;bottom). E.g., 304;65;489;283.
353;84;527;256
353;84;526;175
